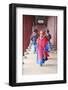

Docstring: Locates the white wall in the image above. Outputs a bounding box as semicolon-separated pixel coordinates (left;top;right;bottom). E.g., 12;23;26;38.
0;0;68;90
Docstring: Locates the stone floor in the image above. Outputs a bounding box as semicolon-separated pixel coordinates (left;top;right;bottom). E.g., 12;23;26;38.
22;49;57;75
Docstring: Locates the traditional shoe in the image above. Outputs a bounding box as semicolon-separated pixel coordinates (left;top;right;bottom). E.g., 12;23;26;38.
40;64;42;66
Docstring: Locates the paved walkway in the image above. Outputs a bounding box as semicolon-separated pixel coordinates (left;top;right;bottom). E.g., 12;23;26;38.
22;49;57;75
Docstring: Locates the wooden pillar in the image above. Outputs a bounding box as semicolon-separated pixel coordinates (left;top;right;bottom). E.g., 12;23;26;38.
23;15;34;55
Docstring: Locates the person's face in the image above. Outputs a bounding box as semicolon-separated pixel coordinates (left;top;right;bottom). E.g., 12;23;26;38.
40;33;43;37
33;32;35;35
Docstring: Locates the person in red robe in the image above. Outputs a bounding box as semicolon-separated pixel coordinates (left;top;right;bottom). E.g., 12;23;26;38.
36;31;49;66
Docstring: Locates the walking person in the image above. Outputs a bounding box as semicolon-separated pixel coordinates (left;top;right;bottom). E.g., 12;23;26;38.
30;29;38;53
46;29;52;51
36;31;49;66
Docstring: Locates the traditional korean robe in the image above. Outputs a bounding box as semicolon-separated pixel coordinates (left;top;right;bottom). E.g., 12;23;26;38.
31;33;38;53
36;37;49;64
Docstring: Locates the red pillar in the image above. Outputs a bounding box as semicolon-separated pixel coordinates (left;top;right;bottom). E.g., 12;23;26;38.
23;15;34;55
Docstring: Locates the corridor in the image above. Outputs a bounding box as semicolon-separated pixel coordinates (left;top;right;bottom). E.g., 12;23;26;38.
22;15;57;75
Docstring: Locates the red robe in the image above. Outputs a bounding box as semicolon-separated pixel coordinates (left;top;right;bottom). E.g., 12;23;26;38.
36;37;49;64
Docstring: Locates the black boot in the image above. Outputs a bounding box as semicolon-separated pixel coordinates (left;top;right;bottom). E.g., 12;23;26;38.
40;64;42;66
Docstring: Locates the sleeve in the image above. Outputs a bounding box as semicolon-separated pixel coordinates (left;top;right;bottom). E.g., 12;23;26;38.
44;38;49;52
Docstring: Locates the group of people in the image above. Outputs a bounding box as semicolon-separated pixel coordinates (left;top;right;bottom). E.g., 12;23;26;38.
30;29;52;66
